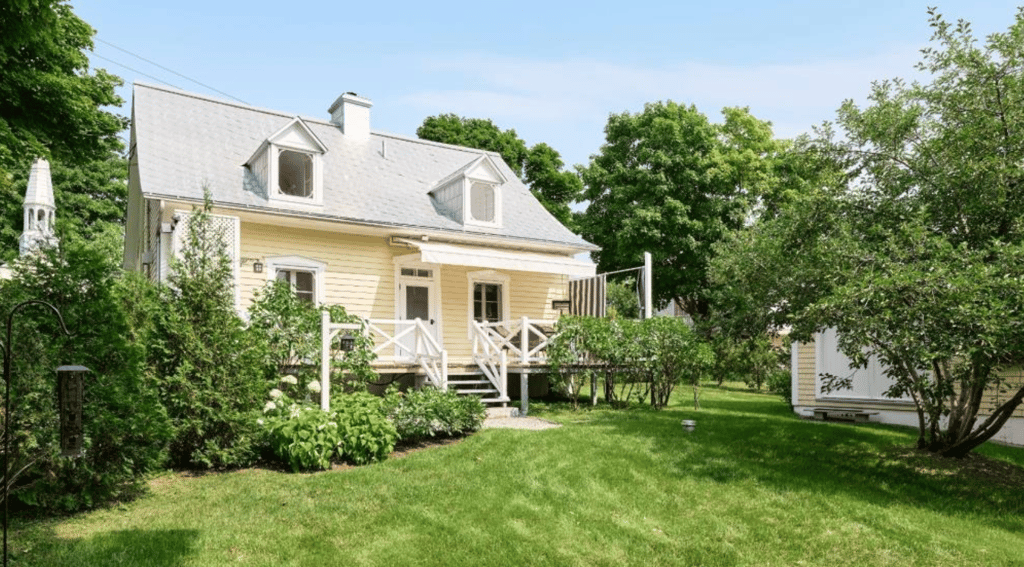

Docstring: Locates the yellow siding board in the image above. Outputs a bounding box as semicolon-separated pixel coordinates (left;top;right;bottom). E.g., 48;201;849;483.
239;220;572;365
239;222;396;320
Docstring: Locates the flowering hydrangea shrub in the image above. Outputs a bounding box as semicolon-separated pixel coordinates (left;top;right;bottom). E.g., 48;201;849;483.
260;377;396;470
265;407;342;472
383;386;486;442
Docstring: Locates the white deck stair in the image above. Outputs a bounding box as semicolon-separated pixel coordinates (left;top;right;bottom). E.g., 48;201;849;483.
447;376;509;405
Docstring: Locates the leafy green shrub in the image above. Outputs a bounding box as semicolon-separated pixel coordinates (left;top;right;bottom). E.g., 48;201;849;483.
332;392;397;465
548;316;714;410
265;407;341;472
261;383;397;471
151;196;270;469
384;386;486;442
248;279;379;391
767;368;792;406
0;241;172;511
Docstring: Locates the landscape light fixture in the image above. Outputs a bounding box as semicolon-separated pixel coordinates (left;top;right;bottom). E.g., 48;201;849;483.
339;332;356;352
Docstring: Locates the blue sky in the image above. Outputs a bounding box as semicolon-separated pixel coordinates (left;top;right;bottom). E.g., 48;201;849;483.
76;1;1021;169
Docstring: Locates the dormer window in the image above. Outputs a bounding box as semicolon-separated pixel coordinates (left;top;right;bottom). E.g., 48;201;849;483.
278;149;314;198
246;117;327;207
429;155;506;229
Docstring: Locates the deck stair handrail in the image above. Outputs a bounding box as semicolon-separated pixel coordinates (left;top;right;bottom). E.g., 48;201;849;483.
471;320;508;400
363;318;447;391
321;313;447;410
471;316;561;401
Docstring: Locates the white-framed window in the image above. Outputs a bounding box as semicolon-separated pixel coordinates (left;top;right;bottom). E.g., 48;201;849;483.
430;156;506;229
247;118;326;207
265;256;327;305
277;269;315;303
270;144;322;205
474;282;502;322
463;178;501;228
278;149;314;198
466;270;510;336
469;181;496;224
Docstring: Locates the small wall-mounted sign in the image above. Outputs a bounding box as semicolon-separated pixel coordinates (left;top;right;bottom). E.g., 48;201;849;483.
551;300;571;311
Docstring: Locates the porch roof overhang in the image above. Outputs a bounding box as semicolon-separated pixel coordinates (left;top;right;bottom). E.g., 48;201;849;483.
395;239;596;277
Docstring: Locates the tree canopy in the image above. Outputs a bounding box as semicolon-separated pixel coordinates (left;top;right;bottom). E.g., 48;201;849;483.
0;0;128;261
417;114;582;229
712;8;1024;457
0;0;125;169
578;102;795;320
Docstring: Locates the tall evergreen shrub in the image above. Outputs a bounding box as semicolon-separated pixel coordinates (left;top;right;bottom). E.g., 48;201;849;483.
0;242;171;511
151;196;270;469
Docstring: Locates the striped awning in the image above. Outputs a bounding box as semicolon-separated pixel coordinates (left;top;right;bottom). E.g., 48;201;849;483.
569;274;607;317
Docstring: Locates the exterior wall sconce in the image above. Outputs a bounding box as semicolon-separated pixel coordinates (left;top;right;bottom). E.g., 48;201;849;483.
253;261;263;273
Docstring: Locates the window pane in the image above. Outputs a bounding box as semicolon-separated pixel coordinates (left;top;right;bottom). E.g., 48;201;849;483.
401;268;415;276
276;269;290;282
473;283;502;322
406;285;429;321
294;271;314;294
470;182;494;222
279;150;313;197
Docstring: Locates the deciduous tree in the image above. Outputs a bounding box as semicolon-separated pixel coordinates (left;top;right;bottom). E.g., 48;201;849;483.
0;0;127;260
712;8;1024;457
578;103;789;320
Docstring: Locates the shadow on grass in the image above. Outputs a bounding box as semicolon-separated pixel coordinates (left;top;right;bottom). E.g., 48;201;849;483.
568;390;1024;532
21;527;200;566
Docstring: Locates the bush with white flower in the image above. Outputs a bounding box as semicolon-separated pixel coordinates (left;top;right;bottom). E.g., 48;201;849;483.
259;376;396;471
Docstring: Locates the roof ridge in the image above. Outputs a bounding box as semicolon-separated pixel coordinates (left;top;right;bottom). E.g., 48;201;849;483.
133;81;311;122
134;82;504;159
373;131;502;158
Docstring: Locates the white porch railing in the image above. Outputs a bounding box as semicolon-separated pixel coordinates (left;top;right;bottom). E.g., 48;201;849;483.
322;314;560;409
471;317;560;401
473;317;560;364
320;313;447;410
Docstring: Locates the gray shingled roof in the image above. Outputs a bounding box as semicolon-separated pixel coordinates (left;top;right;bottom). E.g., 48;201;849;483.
131;83;596;251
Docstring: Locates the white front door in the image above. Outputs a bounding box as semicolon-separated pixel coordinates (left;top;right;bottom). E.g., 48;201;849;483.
396;266;440;359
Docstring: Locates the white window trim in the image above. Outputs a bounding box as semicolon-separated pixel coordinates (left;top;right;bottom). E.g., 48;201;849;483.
265;255;327;305
267;143;324;206
466;269;511;338
462;178;502;228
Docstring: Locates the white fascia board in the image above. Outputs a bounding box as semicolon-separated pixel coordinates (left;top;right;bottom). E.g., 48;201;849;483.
267;116;328;153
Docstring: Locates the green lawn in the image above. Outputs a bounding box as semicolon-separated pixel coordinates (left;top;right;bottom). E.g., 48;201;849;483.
14;385;1024;566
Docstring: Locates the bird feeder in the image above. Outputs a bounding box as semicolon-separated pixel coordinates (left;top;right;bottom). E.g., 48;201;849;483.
56;365;89;458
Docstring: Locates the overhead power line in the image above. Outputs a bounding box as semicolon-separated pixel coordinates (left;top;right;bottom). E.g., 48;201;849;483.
89;52;182;90
95;38;249;105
